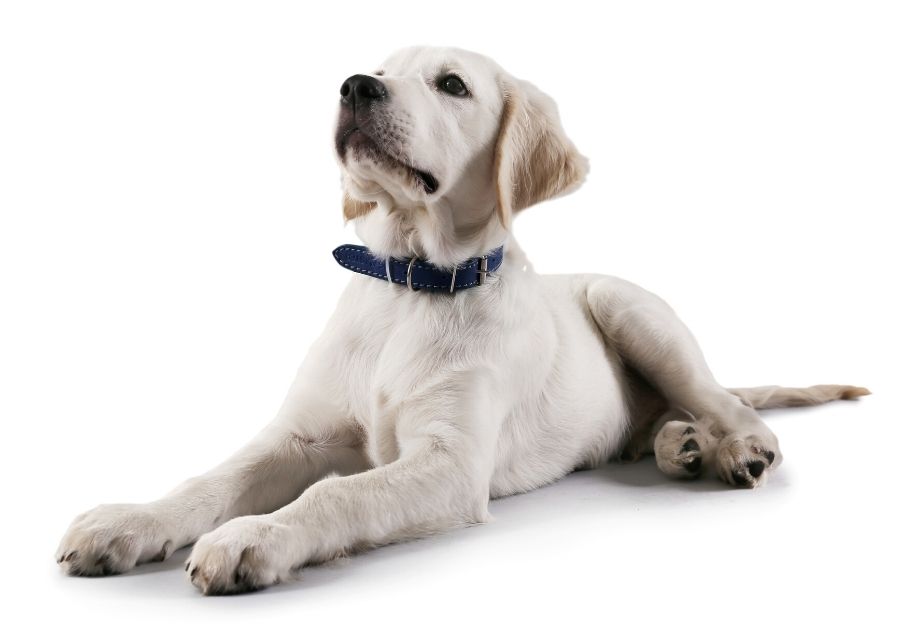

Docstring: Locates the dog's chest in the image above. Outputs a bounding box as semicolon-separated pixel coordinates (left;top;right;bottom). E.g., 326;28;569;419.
339;283;499;466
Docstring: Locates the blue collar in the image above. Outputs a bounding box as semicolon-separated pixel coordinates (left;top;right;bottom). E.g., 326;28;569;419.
332;244;504;293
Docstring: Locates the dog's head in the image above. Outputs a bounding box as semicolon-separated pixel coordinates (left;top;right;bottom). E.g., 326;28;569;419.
334;46;588;267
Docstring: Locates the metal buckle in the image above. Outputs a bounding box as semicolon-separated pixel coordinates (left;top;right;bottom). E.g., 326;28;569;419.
406;257;419;291
476;256;489;286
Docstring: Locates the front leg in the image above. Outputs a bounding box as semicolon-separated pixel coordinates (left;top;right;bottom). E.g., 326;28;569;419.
56;380;365;577
586;275;782;487
186;381;499;595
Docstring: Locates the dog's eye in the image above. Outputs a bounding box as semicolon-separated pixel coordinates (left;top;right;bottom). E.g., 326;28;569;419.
438;75;469;97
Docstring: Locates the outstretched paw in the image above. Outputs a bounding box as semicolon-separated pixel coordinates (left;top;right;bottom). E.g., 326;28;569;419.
56;504;175;576
186;516;298;595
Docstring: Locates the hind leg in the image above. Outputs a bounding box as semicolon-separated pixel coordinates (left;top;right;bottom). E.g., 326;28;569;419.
586;275;781;488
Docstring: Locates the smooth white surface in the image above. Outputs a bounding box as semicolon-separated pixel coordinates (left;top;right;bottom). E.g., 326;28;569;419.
1;1;897;628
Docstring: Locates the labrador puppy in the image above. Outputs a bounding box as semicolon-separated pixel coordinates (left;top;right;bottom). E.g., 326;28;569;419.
56;46;869;594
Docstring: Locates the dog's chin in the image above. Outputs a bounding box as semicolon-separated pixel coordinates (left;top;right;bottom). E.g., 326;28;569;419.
339;129;439;196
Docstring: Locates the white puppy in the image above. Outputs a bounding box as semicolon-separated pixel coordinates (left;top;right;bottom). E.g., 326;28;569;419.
56;46;869;595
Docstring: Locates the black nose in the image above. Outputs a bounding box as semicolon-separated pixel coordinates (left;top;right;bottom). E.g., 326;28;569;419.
340;74;387;107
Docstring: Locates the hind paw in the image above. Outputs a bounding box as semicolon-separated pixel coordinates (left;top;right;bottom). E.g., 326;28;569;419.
654;419;711;479
715;433;782;488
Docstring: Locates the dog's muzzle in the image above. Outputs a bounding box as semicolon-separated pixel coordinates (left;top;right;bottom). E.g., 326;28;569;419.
335;74;439;195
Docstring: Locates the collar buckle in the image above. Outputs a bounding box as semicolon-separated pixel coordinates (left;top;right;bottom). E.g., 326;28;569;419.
476;256;489;286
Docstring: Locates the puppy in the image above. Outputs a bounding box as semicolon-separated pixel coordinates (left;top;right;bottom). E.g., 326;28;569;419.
56;46;869;594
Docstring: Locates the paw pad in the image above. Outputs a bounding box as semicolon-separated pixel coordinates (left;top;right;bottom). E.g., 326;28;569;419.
677;434;703;477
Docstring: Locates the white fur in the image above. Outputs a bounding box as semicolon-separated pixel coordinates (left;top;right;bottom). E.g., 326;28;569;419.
56;47;867;595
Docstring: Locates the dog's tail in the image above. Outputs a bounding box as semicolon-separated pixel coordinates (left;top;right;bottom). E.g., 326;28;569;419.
726;384;871;410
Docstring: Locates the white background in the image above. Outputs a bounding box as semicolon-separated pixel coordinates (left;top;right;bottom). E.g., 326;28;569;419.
1;1;897;628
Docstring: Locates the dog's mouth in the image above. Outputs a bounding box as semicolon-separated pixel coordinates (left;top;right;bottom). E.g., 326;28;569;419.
338;127;439;195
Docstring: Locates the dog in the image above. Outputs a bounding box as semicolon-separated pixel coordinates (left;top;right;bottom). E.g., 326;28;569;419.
56;46;869;595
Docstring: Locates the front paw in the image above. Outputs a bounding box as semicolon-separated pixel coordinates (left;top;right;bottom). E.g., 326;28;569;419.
56;504;175;576
716;433;782;488
186;516;298;595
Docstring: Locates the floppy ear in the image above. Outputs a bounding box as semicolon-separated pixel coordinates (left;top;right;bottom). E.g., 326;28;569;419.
493;79;589;228
342;192;376;221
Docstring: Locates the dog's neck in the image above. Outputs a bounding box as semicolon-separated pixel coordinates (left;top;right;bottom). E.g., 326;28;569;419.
353;196;509;269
